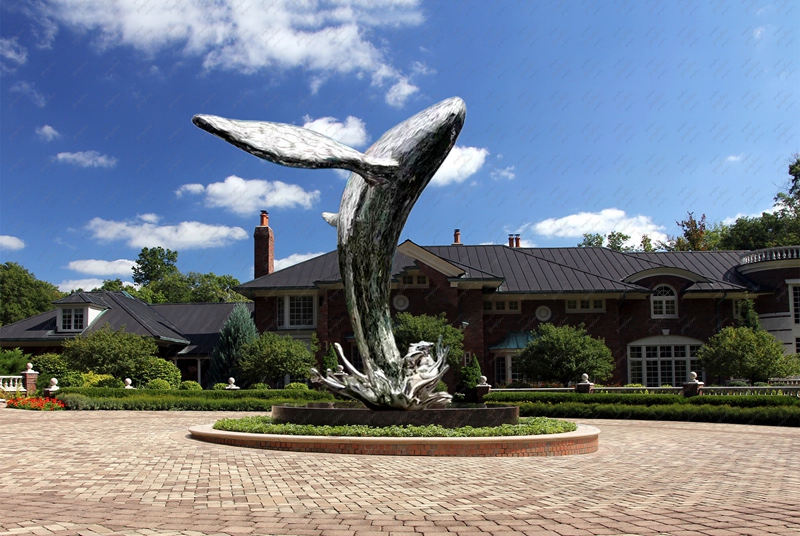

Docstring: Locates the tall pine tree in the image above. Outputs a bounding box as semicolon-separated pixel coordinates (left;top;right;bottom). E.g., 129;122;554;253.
207;303;257;387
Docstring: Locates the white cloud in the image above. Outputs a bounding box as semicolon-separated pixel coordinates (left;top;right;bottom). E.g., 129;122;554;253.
527;208;668;246
36;125;61;141
725;154;743;162
137;213;160;224
10;81;46;107
85;214;248;250
302;116;369;147
430;146;489;186
274;252;326;272
178;175;320;215
57;278;106;292
67;259;135;277
175;183;206;197
753;26;765;40
386;78;419;107
35;0;425;105
0;235;25;250
56;151;117;168
0;37;28;72
721;205;776;225
491;166;516;180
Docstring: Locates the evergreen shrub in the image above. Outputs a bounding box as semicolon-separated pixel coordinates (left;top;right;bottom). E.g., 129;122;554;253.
178;381;203;391
145;379;172;390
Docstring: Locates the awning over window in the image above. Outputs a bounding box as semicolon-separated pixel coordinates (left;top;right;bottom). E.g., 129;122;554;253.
489;331;535;351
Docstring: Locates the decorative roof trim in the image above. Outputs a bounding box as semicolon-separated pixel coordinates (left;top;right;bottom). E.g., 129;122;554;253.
397;240;465;278
624;267;708;283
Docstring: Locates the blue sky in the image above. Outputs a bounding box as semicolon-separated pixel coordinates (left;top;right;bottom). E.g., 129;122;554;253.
1;0;797;292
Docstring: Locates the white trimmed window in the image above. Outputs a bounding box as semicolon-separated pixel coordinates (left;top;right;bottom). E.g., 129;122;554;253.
793;286;800;324
651;285;678;318
628;342;703;387
566;298;604;313
483;300;522;314
276;296;316;329
60;308;85;332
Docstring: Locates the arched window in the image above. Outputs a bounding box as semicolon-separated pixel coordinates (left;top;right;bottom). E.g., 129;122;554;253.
651;285;678;318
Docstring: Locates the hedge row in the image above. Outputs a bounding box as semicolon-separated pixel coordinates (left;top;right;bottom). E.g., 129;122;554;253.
484;391;800;407
55;393;328;411
486;401;800;426
56;387;335;401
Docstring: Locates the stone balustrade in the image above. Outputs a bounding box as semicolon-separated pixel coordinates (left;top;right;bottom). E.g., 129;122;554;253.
0;375;26;393
739;245;800;265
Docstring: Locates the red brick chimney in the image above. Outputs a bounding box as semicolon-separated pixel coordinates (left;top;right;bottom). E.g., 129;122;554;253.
254;210;274;278
508;234;514;247
515;234;521;248
453;229;462;245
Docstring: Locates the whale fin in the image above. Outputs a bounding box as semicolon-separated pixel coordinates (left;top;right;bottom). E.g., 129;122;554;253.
193;115;399;178
322;212;339;227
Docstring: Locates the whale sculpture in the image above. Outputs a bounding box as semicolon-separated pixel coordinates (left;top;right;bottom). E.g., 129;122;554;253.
193;97;466;410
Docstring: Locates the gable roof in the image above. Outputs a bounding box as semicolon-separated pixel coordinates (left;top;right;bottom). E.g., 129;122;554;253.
236;241;755;296
0;291;255;355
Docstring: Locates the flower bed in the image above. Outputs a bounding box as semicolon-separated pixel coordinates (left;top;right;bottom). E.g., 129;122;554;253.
6;397;65;411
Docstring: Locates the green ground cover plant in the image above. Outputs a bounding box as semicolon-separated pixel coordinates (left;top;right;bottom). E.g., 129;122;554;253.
212;416;577;437
56;387;334;400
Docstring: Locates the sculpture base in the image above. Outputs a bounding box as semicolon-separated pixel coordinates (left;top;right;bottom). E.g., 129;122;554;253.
188;423;600;457
271;404;518;429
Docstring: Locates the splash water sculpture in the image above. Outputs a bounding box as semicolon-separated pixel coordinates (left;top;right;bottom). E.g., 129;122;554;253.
193;97;466;410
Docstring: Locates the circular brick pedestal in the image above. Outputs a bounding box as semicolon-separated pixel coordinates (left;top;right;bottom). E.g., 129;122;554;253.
188;424;600;457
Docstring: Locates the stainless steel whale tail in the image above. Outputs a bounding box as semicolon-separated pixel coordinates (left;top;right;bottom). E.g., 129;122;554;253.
193;97;467;410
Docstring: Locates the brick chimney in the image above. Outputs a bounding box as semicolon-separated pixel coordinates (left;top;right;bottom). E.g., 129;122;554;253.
254;211;274;278
515;234;521;248
453;229;462;245
508;234;515;247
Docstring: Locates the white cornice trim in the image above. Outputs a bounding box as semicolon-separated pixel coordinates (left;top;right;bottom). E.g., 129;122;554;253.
397;240;465;278
738;259;800;275
628;334;705;346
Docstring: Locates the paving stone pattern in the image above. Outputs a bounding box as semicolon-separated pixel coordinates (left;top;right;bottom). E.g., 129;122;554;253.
1;410;798;536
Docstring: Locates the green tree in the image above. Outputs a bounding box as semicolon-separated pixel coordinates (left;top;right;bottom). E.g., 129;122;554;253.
393;312;464;370
718;155;800;250
660;212;711;251
461;355;482;390
0;348;28;375
638;235;656;252
736;298;762;331
238;332;317;387
207;303;258;386
0;262;65;326
698;326;800;384
517;323;614;386
61;324;158;380
132;247;179;286
185;272;246;302
578;233;604;248
321;343;339;373
577;232;632;251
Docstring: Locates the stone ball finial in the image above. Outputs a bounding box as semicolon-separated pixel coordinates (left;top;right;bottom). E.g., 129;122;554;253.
581;373;589;382
689;371;698;381
226;377;240;390
50;378;58;387
25;363;34;372
124;378;136;389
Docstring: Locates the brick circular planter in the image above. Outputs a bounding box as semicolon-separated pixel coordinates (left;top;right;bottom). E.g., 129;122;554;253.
271;404;519;428
188;424;600;457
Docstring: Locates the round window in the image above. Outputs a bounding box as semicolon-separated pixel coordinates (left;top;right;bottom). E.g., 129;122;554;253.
535;305;552;322
393;295;409;311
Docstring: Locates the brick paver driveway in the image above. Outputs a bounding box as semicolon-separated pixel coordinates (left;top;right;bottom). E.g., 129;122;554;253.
1;410;798;536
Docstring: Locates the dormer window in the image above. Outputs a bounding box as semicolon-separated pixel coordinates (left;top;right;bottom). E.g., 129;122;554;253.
60;308;85;331
651;285;678;318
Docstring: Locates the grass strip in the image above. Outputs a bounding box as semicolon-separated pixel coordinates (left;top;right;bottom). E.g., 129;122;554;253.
212;416;577;437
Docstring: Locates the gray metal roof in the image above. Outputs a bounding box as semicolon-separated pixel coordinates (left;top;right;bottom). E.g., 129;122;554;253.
152;302;254;356
235;243;756;295
0;292;253;355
